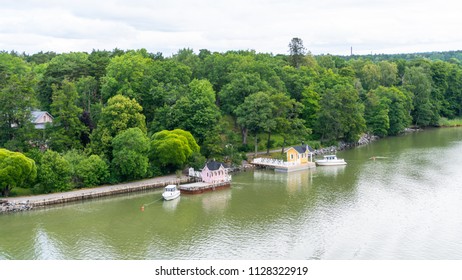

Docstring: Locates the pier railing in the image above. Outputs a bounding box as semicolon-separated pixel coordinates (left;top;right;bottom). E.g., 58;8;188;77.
251;157;299;167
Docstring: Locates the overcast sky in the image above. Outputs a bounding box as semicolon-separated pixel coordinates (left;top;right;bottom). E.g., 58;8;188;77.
1;0;461;56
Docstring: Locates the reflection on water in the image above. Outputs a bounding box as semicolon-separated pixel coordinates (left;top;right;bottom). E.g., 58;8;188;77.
253;170;314;193
162;197;180;212
200;189;231;213
2;128;462;259
315;165;346;177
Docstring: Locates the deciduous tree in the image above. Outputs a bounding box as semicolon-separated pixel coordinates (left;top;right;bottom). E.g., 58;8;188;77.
235;92;276;154
0;149;37;197
90;94;146;158
48;80;87;152
111;128;150;181
150;129;200;173
37;150;72;193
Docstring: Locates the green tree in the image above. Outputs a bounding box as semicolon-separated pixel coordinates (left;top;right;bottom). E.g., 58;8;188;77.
218;72;270;116
63;149;86;187
0;148;37;197
0;53;37;150
48;80;87;152
360;62;381;91
235;92;276;154
143;59;192;120
150;129;200;173
111;128;150;181
288;37;306;68
154;79;221;148
430;60;451;118
377;86;412;135
173;48;200;78
90;94;146;158
446;66;462;117
76;76;99;113
75;155;109;187
38;52;92;109
378;61;398;87
364;90;390;137
279;65;318;101
37;150;72;193
269;93;310;154
300;85;321;129
315;84;366;143
100;51;153;102
403;66;437;126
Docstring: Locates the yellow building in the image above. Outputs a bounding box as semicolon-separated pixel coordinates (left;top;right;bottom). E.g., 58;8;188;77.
286;145;314;164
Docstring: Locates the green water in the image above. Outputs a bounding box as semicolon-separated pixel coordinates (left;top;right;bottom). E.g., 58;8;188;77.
2;127;462;259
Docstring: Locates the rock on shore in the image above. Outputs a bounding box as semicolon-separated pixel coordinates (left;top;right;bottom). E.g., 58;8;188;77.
312;133;379;155
0;200;33;213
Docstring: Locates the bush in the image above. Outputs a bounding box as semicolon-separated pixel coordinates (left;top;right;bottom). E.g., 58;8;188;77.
37;150;72;193
75;155;109;187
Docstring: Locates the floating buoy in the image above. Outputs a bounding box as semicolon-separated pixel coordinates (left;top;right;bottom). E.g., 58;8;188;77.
140;205;145;212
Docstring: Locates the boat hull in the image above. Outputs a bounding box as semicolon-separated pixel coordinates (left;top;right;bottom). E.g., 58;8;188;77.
162;191;180;200
315;161;347;166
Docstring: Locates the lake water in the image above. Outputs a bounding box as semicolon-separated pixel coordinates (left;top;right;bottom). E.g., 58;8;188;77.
2;127;462;260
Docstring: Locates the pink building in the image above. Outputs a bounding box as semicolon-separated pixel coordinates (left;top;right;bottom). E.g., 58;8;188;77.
201;161;230;184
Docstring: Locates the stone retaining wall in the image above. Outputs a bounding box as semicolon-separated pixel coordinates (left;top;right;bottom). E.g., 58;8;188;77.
1;177;193;214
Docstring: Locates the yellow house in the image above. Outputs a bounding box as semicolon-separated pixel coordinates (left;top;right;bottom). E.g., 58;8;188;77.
286;145;314;164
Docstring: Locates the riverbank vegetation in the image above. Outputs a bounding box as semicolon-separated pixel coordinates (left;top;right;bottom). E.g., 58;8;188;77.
2;40;462;196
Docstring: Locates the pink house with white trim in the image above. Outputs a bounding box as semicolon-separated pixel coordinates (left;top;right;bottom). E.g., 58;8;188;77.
200;161;230;184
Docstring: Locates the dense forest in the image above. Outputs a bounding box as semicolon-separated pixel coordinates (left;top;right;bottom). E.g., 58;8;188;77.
2;38;462;197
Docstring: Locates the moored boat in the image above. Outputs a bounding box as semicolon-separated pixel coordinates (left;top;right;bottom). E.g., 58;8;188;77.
162;185;181;200
315;155;347;166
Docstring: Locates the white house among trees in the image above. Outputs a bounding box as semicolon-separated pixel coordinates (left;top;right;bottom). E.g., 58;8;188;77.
30;111;53;129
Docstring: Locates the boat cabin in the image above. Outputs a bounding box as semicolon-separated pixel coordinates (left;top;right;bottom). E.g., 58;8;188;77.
164;185;178;192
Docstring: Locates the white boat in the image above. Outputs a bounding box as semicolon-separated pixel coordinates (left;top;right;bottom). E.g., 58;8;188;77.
315;155;347;166
162;185;181;200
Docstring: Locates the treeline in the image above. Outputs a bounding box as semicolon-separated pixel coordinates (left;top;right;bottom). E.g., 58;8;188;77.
343;50;462;63
2;43;462;196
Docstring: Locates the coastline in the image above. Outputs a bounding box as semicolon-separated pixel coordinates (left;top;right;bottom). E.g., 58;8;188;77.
1;174;193;214
1;129;427;214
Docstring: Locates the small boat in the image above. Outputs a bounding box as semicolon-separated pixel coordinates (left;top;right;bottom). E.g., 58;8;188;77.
162;185;181;200
315;155;347;166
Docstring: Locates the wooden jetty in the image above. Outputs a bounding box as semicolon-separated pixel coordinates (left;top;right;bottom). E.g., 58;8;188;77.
251;157;315;172
179;181;231;194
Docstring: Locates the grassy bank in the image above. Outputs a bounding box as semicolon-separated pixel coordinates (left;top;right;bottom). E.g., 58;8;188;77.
438;117;462;127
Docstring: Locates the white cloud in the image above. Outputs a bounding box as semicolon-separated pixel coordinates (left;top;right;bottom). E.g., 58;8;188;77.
1;0;461;55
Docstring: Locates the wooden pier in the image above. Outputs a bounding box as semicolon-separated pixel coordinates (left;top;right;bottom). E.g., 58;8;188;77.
251;157;316;172
179;181;231;194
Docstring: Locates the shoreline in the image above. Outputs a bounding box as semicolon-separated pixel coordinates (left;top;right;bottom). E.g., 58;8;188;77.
1;175;193;214
0;128;430;214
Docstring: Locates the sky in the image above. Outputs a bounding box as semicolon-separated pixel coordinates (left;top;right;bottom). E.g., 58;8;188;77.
1;0;461;56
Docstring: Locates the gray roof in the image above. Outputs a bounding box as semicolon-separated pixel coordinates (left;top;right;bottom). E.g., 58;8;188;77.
205;161;228;171
292;145;314;154
31;111;53;123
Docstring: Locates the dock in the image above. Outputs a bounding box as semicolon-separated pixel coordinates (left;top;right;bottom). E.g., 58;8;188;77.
179;181;231;194
251;157;316;172
274;162;315;172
